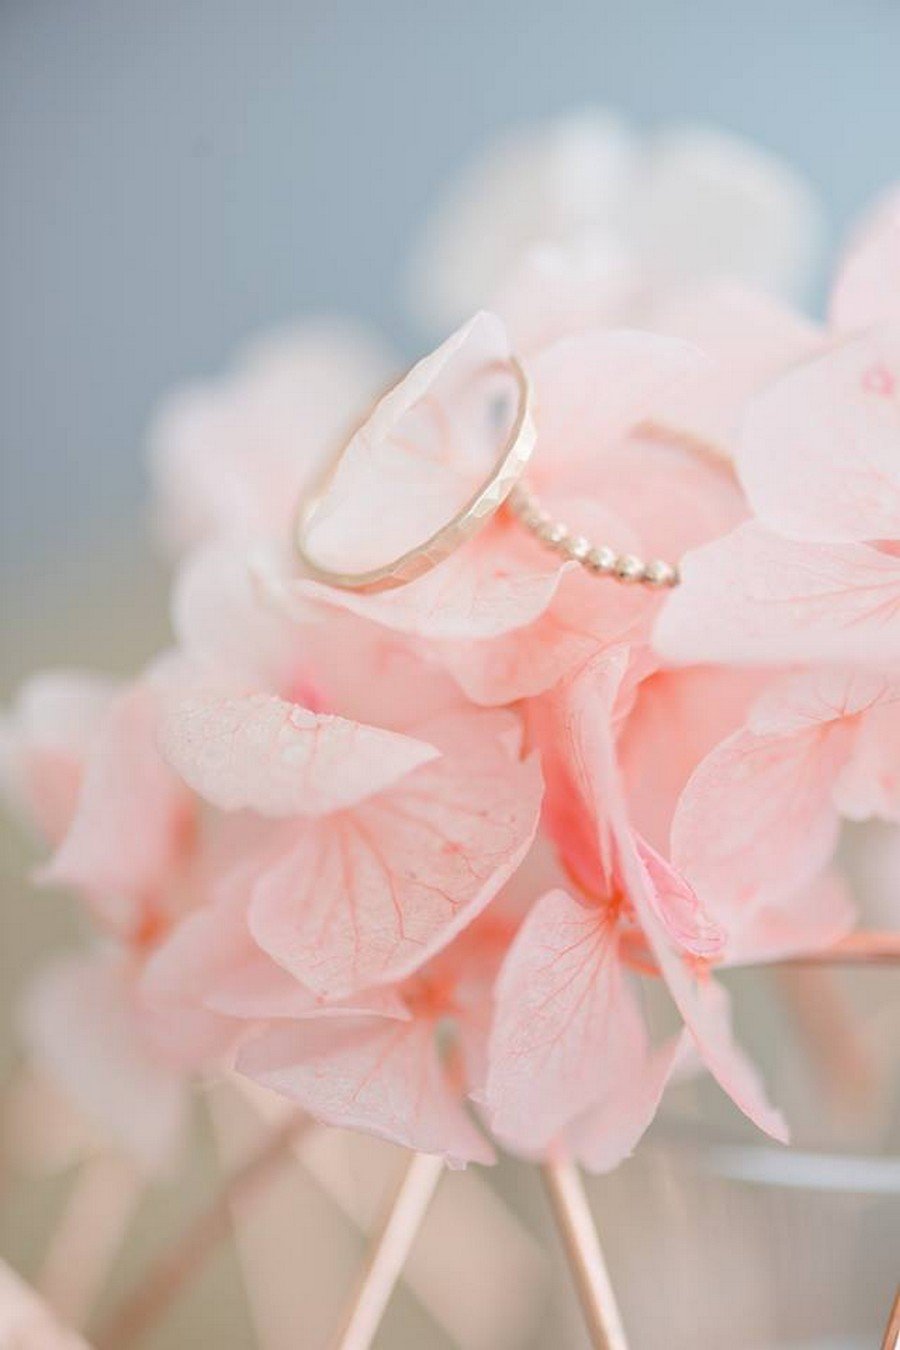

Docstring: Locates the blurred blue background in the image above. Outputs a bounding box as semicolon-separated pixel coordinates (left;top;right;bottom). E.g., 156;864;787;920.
2;0;900;608
1;12;899;1342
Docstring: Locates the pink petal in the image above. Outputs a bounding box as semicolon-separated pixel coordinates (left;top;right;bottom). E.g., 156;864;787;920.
565;663;788;1140
573;433;746;568
402;708;525;759
726;868;856;966
671;670;874;930
622;840;788;1141
642;937;788;1142
207;967;407;1022
834;693;900;822
0;671;117;845
485;887;665;1161
748;667;900;737
141;879;307;1019
490;240;640;353
294;525;567;641
301;312;526;576
635;837;725;960
529;646;637;897
650;280;821;449
620;665;767;855
830;187;900;333
172;541;309;693
202;544;467;730
143;878;407;1022
565;1034;683;1173
738;328;900;543
160;689;439;817
248;739;543;998
172;539;463;769
440;547;651;705
524;328;745;571
20;951;189;1174
40;685;195;936
237;1015;494;1166
136;998;241;1075
528;329;712;491
654;523;900;668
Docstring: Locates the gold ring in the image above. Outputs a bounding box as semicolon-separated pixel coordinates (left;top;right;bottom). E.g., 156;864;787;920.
295;357;536;594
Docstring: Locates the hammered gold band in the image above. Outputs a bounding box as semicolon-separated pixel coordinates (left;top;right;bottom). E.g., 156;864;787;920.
295;357;680;594
295;357;536;594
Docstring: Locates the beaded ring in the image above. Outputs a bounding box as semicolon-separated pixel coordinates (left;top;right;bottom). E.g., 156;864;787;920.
507;480;680;588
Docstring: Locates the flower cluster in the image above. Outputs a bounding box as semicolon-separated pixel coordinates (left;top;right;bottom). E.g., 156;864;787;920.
4;114;898;1175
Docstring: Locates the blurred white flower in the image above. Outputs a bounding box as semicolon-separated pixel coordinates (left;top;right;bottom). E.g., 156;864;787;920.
408;110;824;333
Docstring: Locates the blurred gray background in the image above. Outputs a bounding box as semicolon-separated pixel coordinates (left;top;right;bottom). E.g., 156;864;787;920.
2;0;900;665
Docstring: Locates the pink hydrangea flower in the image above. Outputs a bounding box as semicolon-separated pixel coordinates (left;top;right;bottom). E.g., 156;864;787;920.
8;168;898;1180
485;650;799;1168
154;542;543;1003
656;191;900;669
234;912;514;1167
19;948;191;1175
671;671;900;930
1;673;227;1169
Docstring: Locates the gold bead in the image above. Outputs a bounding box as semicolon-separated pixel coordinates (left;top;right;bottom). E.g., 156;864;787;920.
566;535;591;562
544;522;569;549
614;553;644;583
643;558;678;588
585;545;616;575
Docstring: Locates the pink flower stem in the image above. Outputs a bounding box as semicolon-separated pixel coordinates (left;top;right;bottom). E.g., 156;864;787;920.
329;1150;444;1350
882;1285;900;1350
541;1152;629;1350
38;1152;142;1330
774;966;877;1107
773;933;900;1108
0;1257;93;1348
94;1111;309;1350
782;931;900;966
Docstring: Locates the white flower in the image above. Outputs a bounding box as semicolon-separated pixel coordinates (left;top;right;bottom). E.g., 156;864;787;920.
408;110;823;332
